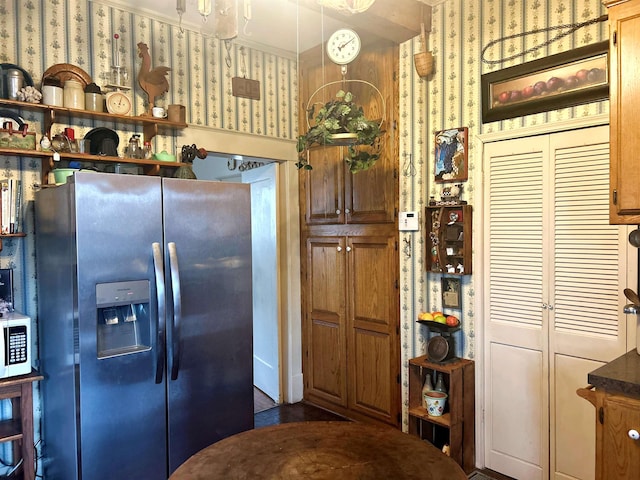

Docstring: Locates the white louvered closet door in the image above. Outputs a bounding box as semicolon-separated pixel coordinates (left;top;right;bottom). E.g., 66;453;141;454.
483;125;632;480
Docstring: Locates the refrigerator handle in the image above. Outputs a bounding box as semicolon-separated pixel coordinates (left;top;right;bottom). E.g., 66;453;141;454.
168;242;182;381
152;242;166;384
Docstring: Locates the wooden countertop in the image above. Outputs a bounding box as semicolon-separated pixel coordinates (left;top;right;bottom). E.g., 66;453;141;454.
588;349;640;397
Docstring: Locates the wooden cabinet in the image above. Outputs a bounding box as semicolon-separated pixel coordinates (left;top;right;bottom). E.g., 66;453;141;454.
408;355;475;474
602;394;640;478
425;205;472;274
0;99;188;184
300;143;396;225
578;386;640;480
0;370;43;480
298;41;400;427
604;0;640;224
302;234;400;426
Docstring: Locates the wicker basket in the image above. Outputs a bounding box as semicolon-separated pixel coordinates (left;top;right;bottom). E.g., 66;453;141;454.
414;23;433;78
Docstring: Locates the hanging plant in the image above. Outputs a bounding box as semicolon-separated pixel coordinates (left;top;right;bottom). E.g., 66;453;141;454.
296;90;382;173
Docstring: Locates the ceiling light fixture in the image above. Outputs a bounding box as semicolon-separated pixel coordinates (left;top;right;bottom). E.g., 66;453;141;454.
316;0;375;15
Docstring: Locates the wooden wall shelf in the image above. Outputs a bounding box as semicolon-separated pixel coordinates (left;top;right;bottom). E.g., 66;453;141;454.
0;99;188;184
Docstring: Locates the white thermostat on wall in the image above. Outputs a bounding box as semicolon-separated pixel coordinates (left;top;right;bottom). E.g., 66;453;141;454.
399;211;419;231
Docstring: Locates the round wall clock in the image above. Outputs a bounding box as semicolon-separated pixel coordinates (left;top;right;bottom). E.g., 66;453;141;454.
105;90;132;116
326;28;361;66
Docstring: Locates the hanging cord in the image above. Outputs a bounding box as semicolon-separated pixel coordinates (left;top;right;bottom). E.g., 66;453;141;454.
239;46;247;78
224;39;233;68
481;14;608;65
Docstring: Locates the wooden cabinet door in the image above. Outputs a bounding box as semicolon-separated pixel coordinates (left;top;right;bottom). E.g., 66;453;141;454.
607;0;640;223
300;153;396;225
300;148;346;225
603;394;640;479
303;236;348;406
346;235;399;425
346;143;396;224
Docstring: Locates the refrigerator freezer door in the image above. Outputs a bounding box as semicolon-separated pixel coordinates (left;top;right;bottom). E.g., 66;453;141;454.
162;178;254;473
73;173;168;479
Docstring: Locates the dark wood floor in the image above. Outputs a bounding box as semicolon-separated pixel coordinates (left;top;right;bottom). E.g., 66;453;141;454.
254;400;347;428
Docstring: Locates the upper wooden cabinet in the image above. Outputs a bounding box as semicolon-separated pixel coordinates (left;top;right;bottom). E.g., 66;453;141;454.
605;0;640;224
298;43;398;226
300;143;396;225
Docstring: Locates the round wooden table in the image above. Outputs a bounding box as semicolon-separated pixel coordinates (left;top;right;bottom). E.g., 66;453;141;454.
170;421;467;480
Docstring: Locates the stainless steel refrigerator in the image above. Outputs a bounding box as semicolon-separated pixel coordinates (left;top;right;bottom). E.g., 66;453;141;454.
35;172;254;479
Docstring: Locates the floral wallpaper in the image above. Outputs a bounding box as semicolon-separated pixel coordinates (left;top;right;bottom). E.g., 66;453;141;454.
397;0;608;429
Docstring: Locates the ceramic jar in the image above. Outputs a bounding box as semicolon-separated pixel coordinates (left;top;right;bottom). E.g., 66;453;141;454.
42;77;64;106
84;82;103;112
63;79;85;109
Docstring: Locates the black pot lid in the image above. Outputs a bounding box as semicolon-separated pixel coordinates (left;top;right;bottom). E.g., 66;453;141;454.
84;127;119;156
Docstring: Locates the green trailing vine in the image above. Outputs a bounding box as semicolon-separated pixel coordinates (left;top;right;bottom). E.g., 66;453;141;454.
296;90;382;173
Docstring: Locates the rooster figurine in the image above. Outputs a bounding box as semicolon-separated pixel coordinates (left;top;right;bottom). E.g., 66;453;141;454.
137;42;170;116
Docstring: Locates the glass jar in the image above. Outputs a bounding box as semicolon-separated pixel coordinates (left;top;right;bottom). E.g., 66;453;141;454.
435;373;447;394
143;141;153;159
63;79;85;109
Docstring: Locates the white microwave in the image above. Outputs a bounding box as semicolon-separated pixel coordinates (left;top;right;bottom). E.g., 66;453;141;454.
0;312;31;378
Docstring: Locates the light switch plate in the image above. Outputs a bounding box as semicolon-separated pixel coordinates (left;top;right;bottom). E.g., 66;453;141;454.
399;211;419;231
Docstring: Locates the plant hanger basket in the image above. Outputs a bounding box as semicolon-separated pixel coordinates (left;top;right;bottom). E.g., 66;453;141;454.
297;78;386;172
305;79;386;145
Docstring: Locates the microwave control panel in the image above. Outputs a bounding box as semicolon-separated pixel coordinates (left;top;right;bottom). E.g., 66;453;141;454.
5;325;27;365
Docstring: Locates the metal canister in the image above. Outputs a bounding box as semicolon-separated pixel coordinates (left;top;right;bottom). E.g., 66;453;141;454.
6;69;24;100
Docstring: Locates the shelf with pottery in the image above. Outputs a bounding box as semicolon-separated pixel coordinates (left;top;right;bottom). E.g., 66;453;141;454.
0;98;188;182
0;98;187;142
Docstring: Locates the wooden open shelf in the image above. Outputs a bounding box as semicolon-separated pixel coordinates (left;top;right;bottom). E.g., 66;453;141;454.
0;99;188;184
408;355;475;474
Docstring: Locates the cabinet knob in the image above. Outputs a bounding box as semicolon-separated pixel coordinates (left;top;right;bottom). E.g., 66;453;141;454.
345;208;350;214
629;429;640;441
542;303;548;309
346;246;352;252
337;246;342;252
548;304;554;310
336;209;341;215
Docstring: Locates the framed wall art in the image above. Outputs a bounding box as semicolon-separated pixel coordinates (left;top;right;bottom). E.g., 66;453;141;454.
442;277;461;309
434;127;468;183
481;41;609;123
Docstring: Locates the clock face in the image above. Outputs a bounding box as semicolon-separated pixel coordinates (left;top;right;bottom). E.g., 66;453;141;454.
327;28;361;66
106;91;132;116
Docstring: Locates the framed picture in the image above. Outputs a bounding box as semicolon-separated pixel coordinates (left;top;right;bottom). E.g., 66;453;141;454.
442;277;461;309
481;41;609;123
434;127;468;183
